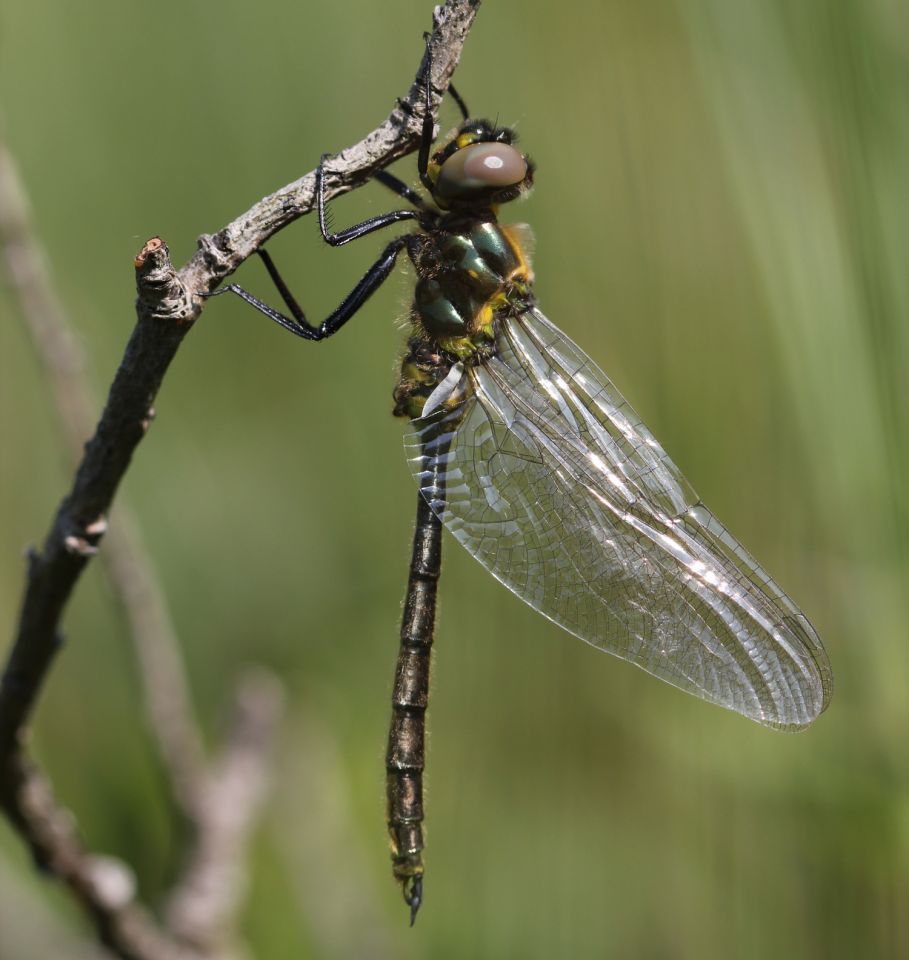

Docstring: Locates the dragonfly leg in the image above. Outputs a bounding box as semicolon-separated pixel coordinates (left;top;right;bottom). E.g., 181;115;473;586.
446;82;470;121
414;41;468;190
417;34;438;192
373;170;429;211
386;490;443;925
206;236;408;341
316;156;422;247
397;77;466;128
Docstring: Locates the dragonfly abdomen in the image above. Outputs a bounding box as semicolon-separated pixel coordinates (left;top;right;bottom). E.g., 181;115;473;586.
386;486;444;922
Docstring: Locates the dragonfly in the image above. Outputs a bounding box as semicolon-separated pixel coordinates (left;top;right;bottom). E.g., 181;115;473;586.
207;40;833;924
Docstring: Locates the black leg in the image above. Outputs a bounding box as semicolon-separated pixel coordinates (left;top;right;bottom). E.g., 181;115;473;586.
397;80;467;125
317;158;420;248
417;34;438;192
374;170;429;211
447;82;470;121
255;249;306;321
210;236;409;341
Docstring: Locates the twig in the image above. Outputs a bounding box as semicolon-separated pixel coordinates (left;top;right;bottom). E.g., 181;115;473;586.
0;128;287;956
0;854;109;959
107;508;206;814
0;233;191;761
182;0;479;298
0;229;197;958
2;754;201;960
165;672;284;954
0;131;204;814
0;211;202;958
0;0;477;759
0;1;479;955
0;116;282;960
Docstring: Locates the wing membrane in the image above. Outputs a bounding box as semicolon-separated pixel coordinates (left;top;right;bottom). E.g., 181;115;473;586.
406;306;832;729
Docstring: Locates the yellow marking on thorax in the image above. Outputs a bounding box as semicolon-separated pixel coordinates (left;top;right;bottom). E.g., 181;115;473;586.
500;223;535;285
458;225;534;340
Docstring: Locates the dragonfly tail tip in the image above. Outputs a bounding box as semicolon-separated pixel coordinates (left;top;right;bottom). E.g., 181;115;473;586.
405;876;423;926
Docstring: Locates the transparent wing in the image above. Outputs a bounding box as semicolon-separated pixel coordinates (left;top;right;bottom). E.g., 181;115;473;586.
406;306;832;729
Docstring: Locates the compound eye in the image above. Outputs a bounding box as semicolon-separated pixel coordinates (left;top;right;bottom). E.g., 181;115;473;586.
437;142;527;199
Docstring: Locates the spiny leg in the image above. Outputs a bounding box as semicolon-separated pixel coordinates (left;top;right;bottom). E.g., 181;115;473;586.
208;146;426;336
208;27;457;339
417;33;439;192
208;236;409;341
413;42;468;191
317;156;422;247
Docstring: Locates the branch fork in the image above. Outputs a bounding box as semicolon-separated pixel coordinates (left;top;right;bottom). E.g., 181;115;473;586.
0;2;480;956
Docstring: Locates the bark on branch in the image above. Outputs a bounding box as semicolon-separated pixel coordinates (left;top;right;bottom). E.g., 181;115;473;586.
0;235;191;759
0;2;479;956
184;0;480;298
1;0;479;763
2;754;201;960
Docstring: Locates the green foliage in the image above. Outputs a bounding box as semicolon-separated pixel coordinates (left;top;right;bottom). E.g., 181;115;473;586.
1;0;907;956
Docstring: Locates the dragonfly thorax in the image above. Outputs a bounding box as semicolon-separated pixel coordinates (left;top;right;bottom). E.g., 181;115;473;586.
411;217;534;343
393;217;534;420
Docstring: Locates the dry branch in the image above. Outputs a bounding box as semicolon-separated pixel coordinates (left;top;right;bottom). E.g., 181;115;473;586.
0;235;191;760
0;2;480;956
2;754;201;960
0;137;204;813
0;131;284;958
184;1;480;298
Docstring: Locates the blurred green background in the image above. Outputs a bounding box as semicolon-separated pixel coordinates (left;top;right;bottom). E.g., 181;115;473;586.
1;0;907;957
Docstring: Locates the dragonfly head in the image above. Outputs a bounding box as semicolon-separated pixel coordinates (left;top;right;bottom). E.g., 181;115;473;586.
429;120;534;210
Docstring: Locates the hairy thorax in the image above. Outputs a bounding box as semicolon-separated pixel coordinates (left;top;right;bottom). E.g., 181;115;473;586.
393;214;534;419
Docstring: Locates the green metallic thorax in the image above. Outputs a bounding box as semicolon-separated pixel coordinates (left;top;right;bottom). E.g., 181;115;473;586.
393;215;533;419
414;217;522;337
